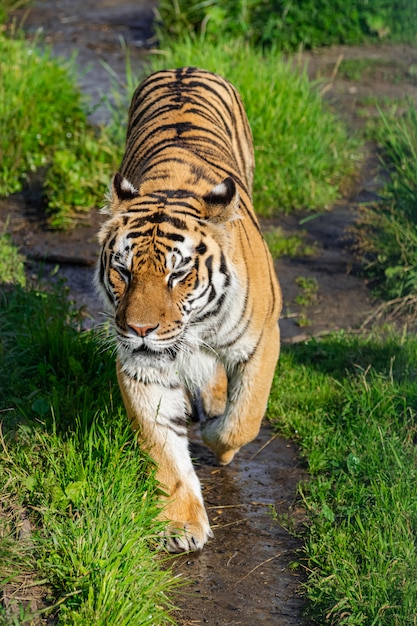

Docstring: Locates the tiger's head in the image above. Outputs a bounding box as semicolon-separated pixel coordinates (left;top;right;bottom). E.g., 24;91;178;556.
96;173;240;368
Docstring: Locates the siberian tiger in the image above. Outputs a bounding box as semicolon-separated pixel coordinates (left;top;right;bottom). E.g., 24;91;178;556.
96;67;282;552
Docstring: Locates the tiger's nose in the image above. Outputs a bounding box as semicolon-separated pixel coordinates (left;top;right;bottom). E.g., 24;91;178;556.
128;323;159;338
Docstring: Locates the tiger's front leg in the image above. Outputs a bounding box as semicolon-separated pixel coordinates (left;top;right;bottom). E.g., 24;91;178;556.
117;361;212;552
202;323;280;465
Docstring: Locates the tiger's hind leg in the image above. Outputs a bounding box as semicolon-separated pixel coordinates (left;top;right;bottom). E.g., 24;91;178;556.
202;323;280;465
117;361;212;552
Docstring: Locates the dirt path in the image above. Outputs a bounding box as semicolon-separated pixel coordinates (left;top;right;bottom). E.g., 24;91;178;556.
4;3;417;623
170;424;306;625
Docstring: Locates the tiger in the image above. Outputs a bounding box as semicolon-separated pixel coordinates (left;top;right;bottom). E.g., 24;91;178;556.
96;67;282;553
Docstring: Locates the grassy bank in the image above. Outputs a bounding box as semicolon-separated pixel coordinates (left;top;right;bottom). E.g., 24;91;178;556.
0;25;120;229
0;278;178;624
354;100;417;309
157;0;417;48
268;331;417;624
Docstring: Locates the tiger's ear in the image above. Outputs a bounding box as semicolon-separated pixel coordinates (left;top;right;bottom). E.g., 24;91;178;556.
102;172;138;214
202;177;240;223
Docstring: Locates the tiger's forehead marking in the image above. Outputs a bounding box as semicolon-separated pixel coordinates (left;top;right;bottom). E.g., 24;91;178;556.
113;222;197;269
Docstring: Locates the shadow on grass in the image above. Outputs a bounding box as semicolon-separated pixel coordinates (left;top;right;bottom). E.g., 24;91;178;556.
282;329;415;383
0;281;119;437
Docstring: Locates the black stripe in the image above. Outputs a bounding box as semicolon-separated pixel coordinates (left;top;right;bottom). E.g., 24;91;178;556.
137;211;186;230
188;281;211;306
124;376;182;390
196;241;207;255
99;250;106;285
207;285;217;303
219;251;230;287
170;415;187;428
205;255;213;282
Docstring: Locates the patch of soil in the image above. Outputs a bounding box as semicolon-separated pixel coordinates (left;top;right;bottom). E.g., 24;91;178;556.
3;3;417;623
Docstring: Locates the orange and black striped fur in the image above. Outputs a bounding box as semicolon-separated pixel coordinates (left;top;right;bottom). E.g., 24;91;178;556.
96;67;282;552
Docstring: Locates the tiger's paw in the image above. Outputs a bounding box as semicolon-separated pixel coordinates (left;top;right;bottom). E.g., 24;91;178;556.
216;448;238;466
162;520;213;553
201;419;240;466
160;496;213;553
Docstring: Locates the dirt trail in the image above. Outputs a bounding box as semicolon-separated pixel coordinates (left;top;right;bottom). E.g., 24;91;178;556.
4;3;417;623
171;424;306;625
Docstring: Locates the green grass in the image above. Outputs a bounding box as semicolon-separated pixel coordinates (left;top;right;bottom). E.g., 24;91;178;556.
264;227;317;259
294;276;318;306
354;100;417;303
0;225;26;286
0;26;120;229
157;0;417;49
44;126;119;229
0;0;31;24
267;331;417;624
0;284;179;624
150;36;358;215
0;28;82;197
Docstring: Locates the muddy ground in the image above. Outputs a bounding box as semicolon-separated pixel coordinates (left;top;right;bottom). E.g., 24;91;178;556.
3;2;417;623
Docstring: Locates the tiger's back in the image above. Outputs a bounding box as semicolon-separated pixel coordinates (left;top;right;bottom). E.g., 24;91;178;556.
121;67;254;201
96;67;282;552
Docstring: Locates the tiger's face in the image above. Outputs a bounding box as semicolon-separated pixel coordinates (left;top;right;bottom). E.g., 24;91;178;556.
96;174;238;367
